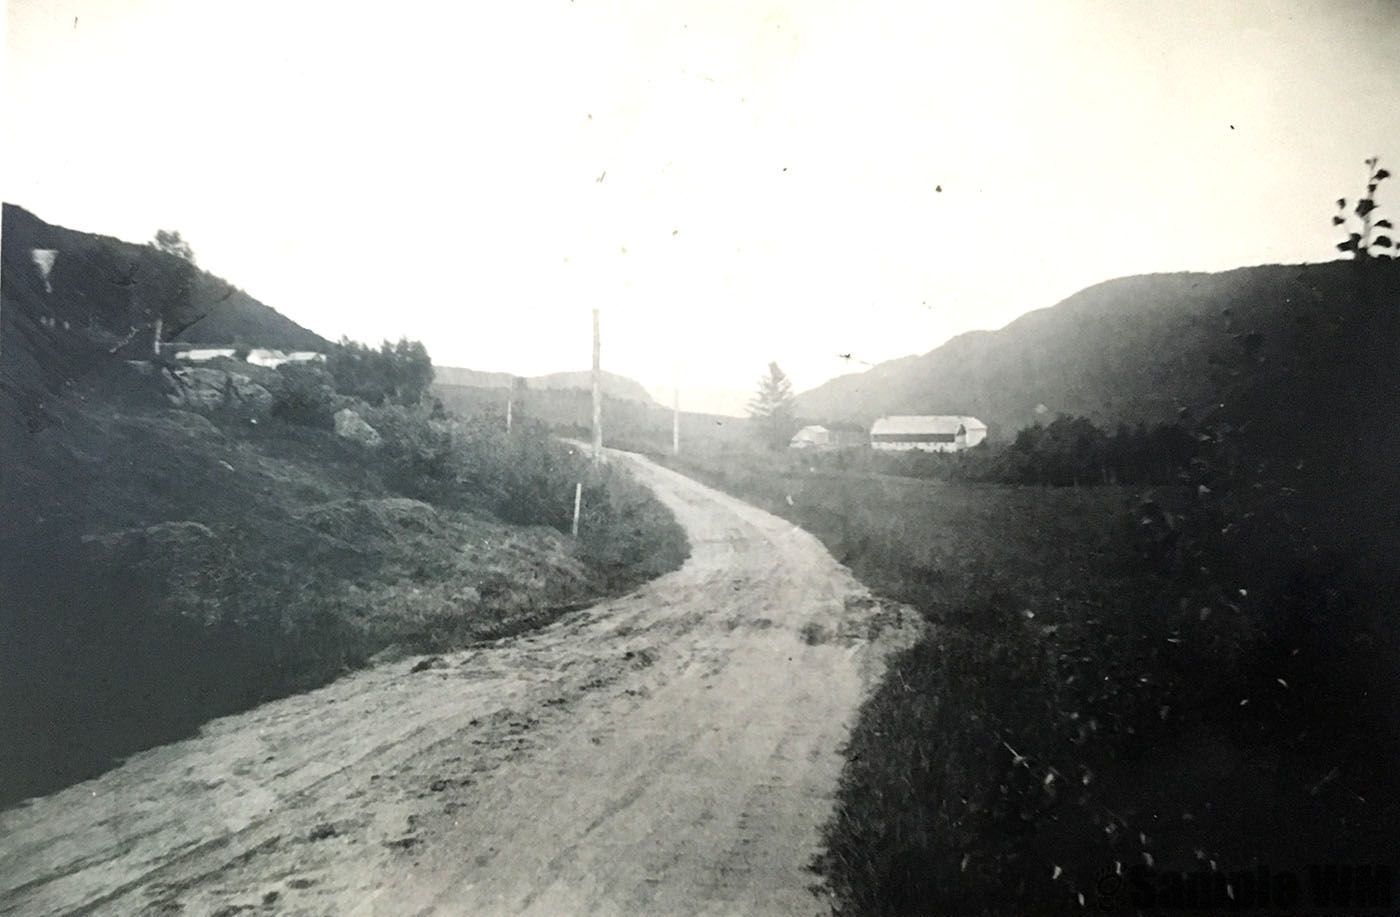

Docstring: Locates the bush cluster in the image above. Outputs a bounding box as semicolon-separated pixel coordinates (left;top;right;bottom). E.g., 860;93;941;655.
989;416;1198;486
269;363;340;428
353;407;688;592
324;337;434;406
264;346;687;591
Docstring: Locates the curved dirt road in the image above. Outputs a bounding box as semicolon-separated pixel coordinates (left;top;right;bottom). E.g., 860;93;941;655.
0;453;919;916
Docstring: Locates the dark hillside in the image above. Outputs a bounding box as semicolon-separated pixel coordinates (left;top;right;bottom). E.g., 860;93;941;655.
169;287;329;350
795;260;1400;436
2;203;329;432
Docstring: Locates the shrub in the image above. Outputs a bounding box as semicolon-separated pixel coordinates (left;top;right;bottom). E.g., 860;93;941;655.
361;403;458;502
271;363;339;428
574;459;688;590
325;337;434;406
353;405;688;594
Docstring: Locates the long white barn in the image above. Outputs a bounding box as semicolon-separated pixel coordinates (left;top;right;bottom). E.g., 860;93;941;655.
870;415;988;453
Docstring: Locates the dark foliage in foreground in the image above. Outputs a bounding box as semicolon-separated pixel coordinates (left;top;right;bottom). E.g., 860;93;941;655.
663;449;1399;915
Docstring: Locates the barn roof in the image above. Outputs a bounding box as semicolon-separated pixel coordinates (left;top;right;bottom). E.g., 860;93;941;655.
870;415;986;436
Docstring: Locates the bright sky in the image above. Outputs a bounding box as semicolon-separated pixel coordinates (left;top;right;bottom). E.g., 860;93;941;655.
4;0;1399;414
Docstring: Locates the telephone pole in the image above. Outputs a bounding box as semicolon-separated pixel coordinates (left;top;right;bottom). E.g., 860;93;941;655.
672;367;680;456
592;308;603;465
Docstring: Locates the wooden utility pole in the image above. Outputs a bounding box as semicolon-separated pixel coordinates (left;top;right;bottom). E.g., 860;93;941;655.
506;395;513;434
591;308;603;465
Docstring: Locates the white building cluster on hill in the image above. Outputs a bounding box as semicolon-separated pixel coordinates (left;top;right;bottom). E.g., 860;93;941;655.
790;415;988;453
163;346;325;369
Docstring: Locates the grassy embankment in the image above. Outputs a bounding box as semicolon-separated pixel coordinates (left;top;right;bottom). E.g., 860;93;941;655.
648;442;1399;915
1;365;687;807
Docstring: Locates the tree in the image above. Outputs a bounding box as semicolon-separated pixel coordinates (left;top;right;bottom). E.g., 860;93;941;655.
137;230;202;354
748;361;797;450
325;337;435;406
151;229;197;265
1333;157;1392;259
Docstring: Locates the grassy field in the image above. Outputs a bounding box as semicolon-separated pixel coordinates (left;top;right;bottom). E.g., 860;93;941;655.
652;446;1400;915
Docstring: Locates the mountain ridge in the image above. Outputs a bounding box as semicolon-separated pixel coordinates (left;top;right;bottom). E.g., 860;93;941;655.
793;260;1398;437
433;365;659;405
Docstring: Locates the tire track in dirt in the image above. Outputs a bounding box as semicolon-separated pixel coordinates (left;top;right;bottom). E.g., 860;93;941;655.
0;451;921;916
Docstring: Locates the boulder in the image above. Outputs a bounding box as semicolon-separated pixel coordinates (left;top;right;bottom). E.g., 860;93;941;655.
205;357;286;396
334;408;382;448
227;373;275;417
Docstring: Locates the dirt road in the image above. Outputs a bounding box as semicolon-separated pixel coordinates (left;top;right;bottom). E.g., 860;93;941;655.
0;452;919;916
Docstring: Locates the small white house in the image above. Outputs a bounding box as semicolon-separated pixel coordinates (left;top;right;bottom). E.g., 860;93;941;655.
176;348;237;363
790;425;832;449
790;424;868;450
870;415;988;453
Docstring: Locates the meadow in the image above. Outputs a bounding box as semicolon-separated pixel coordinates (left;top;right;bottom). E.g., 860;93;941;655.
652;445;1400;915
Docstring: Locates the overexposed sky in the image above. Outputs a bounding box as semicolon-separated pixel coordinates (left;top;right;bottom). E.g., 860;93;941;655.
5;0;1400;414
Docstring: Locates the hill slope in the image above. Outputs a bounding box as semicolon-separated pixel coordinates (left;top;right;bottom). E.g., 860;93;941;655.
434;365;658;405
794;261;1400;436
3;203;329;350
2;203;329;433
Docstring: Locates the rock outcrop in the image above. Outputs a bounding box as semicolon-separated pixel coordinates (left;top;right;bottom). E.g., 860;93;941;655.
164;367;273;418
334;408;382;448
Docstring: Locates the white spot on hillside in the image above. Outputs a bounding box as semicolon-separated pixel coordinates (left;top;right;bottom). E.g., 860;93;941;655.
31;248;57;294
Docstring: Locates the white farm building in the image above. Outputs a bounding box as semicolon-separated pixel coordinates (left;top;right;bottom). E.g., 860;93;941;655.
789;424;868;450
869;415;988;453
790;425;832;449
246;349;326;368
163;346;326;368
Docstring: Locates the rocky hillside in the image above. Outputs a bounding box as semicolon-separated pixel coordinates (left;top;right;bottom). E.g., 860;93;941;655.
2;203;329;434
794;260;1400;437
